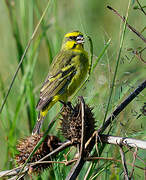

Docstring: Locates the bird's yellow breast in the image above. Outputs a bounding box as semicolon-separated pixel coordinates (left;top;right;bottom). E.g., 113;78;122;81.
66;51;89;97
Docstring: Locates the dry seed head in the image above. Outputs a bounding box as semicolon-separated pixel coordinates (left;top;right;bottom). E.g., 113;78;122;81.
60;102;95;144
15;134;61;173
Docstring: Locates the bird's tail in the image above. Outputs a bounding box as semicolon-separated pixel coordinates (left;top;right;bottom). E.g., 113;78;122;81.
32;112;45;135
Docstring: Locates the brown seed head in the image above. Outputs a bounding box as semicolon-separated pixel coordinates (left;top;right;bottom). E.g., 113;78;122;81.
15;134;61;173
60;102;95;144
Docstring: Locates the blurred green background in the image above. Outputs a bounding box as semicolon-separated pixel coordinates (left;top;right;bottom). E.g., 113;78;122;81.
0;0;145;179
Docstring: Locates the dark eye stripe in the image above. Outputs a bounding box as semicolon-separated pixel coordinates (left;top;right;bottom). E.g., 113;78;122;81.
69;36;76;40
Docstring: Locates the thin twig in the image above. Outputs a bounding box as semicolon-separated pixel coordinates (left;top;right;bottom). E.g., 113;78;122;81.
85;157;145;170
107;6;146;43
119;145;129;180
102;2;130;126
64;159;77;166
100;134;146;149
80;96;86;156
66;97;86;180
30;156;145;171
124;143;145;164
37;140;72;163
98;80;146;134
31;156;145;171
8;174;26;180
136;0;146;15
129;147;138;178
66;157;85;180
31;160;65;165
84;163;93;180
0;166;28;178
87;157;145;171
133;47;146;64
28;155;146;171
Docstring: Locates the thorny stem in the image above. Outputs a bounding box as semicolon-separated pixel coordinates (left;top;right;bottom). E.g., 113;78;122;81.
107;6;146;43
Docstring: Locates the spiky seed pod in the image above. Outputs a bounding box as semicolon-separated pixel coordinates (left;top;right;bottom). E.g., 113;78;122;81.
15;134;61;173
60;102;95;144
141;103;146;116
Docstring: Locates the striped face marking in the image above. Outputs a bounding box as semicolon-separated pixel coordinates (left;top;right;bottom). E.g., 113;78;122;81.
64;31;83;38
63;31;84;50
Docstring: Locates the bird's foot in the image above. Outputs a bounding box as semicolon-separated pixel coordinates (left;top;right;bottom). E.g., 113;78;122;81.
59;100;74;110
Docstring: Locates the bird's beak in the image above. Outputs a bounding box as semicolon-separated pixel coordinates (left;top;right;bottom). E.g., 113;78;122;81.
76;35;84;44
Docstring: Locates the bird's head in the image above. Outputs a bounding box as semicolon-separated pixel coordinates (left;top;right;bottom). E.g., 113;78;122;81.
61;31;84;51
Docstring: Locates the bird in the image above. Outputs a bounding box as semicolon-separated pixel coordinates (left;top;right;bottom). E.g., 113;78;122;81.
32;31;89;134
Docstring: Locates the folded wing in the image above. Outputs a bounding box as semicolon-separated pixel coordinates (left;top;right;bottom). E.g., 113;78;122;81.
36;64;76;110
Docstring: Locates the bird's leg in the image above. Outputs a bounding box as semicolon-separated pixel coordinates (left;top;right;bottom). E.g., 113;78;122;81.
66;101;74;110
59;100;66;106
59;100;74;110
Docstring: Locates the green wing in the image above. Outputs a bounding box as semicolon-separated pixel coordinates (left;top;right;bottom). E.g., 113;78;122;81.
36;50;77;110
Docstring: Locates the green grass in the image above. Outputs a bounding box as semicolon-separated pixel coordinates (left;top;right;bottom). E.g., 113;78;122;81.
0;0;146;179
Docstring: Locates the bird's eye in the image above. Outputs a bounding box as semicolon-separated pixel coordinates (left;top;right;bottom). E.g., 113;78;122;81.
69;36;76;40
